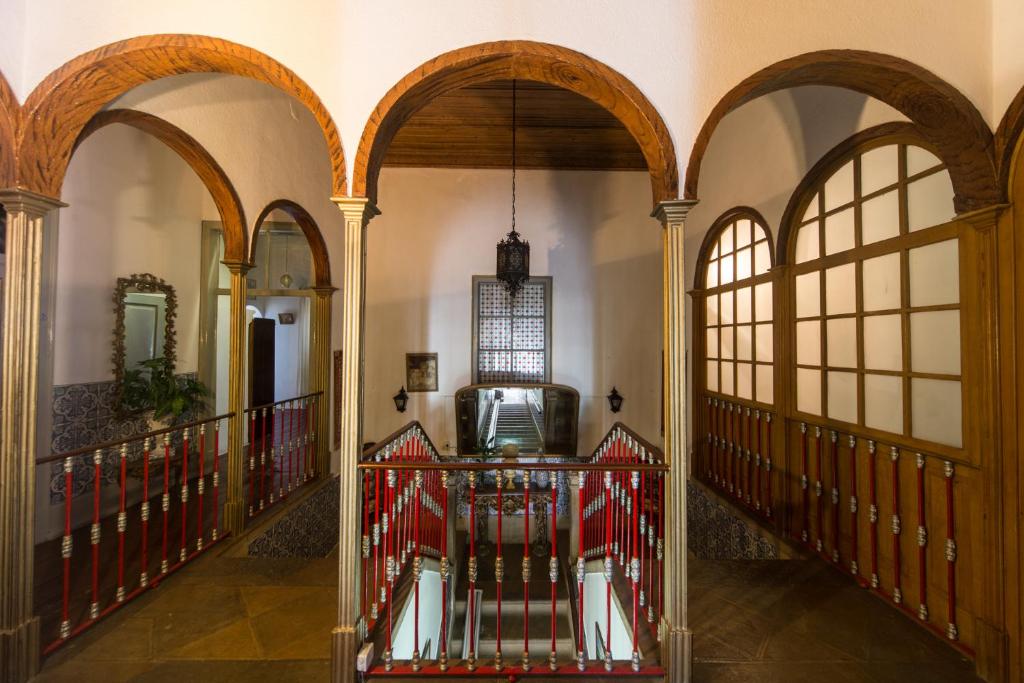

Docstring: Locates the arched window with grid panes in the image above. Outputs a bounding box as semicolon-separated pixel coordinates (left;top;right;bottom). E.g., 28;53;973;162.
700;209;775;406
785;130;961;448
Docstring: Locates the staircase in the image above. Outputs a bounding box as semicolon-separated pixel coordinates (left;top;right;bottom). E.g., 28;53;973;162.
493;403;543;453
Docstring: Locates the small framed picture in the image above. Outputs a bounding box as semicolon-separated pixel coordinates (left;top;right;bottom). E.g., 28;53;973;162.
406;353;438;392
278;312;295;325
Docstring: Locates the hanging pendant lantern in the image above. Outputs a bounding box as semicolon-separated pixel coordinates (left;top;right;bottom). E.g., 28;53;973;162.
496;79;530;298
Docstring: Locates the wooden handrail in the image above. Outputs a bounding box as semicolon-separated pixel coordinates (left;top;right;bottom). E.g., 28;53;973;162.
586;421;665;463
361;420;442;462
243;390;323;415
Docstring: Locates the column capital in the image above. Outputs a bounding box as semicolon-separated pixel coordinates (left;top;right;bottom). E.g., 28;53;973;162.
651;199;698;226
221;259;252;275
0;188;67;216
332;195;381;226
955;202;1009;231
312;285;339;298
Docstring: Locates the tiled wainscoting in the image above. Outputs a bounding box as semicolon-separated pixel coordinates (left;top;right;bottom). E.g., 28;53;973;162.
247;476;340;558
688;480;781;560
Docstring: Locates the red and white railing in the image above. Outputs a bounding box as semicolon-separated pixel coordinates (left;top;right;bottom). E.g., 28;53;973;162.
701;396;774;519
243;392;322;520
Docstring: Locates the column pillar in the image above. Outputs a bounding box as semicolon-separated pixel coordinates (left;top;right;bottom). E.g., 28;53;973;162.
653;199;698;683
330;197;378;683
222;260;251;536
0;189;64;682
311;286;336;476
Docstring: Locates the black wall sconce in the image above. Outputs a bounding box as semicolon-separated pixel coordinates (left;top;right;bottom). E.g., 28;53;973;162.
607;387;623;413
393;386;409;413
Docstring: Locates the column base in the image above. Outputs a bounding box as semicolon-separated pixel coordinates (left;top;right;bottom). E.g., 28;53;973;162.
0;616;40;682
331;626;358;683
661;622;692;683
223;500;247;536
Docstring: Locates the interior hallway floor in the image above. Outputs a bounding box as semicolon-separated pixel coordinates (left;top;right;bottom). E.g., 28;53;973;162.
36;549;980;682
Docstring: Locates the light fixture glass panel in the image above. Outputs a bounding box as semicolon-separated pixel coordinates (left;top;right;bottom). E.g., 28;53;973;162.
720;222;734;254
755;322;773;362
705;327;719;359
720;254;735;285
736;219;752;248
860;144;899;194
824;207;856;255
736;247;752;280
906;145;943;176
795;271;820;318
863;314;902;371
795;224;820;263
754;240;771;275
864;374;903;433
737;324;752;361
754;283;773;321
909;239;959;307
908;171;955;231
706;293;719;325
911;378;962;448
796;320;821;365
736;287;752;324
706;259;719;288
827;371;858;424
824;160;855;211
826;317;857;368
737;362;753;400
706;360;719;392
797;368;822;415
756;364;774;404
720;326;734;359
802;193;820;222
862;252;901;311
861;189;900;245
825;263;857;315
911;310;961;375
720;291;734;325
721;361;735;396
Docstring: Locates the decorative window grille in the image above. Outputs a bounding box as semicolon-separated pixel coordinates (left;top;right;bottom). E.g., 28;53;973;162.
473;276;551;383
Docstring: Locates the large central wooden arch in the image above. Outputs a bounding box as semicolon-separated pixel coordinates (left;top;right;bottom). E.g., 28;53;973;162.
0;71;17;189
74;109;248;262
685;50;999;214
13;34;346;200
353;40;678;207
250;199;332;288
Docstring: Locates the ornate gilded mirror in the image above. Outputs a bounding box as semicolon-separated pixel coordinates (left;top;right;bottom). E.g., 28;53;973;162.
112;273;177;388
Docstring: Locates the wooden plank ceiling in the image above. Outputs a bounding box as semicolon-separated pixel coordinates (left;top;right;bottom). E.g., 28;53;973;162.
381;80;647;171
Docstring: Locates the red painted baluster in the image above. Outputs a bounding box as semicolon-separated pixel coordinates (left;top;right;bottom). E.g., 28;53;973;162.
744;407;752;505
915;453;928;622
890;446;903;606
412;468;423;670
59;456;73;640
944;461;958;641
495;469;505;670
212;421;221;541
179;427;190;564
197;424;206;552
630;468;640;671
439;470;450;671
638;452;647;624
753;409;762;512
90;448;102;620
603;469;613;672
467;470;478;671
161;433;171;575
302;397;310;482
848;435;859;578
259;408;268;511
711;398;719;485
141;438;152;586
372;467;381;622
116;443;128;604
800;422;810;544
647;467;656;625
274;405;282;503
830;430;840;564
658;471;665;622
764;412;773;518
549;471;559;671
726;404;734;495
248;410;256;516
868;440;880;588
361;469;371;625
735;404;743;499
383;464;396;671
523;470;532;671
310;397;317;478
814;426;824;554
576;470;585;671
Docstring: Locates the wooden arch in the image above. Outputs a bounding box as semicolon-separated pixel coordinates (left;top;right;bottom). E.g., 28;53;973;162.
15;34;346;199
0;70;17;189
75;109;248;262
685;50;999;214
250;199;332;288
995;86;1024;193
353;40;678;207
693;206;774;290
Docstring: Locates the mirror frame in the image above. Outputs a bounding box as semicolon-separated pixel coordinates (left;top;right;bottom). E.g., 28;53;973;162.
112;272;178;397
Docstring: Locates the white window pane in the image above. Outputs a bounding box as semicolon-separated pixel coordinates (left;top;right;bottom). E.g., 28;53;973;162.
736;247;752;280
824;207;855;255
736;324;752;361
706;259;719;288
797;368;822;415
712;241;719;258
910;310;961;375
864;374;903;434
756;364;774;404
907;145;943;176
736;287;752;324
737;362;753;400
720;222;734;254
754;240;771;276
908;171;955;231
720;292;734;325
912;378;962;448
705;327;719;359
706;360;719;392
796;320;821;365
795;224;820;263
827;371;858;424
909;239;959;307
754;283;773;321
736;219;752;248
706;294;719;325
802;193;820;222
861;144;899;194
796;271;820;318
824;160;855;211
754;224;768;243
721;361;735;396
826;317;857;368
825;263;856;315
721;326;734;359
863;314;903;371
861;189;900;245
720;254;735;284
862;252;901;311
755;322;773;362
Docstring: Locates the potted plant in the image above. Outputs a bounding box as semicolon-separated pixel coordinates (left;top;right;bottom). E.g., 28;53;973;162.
120;356;209;432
